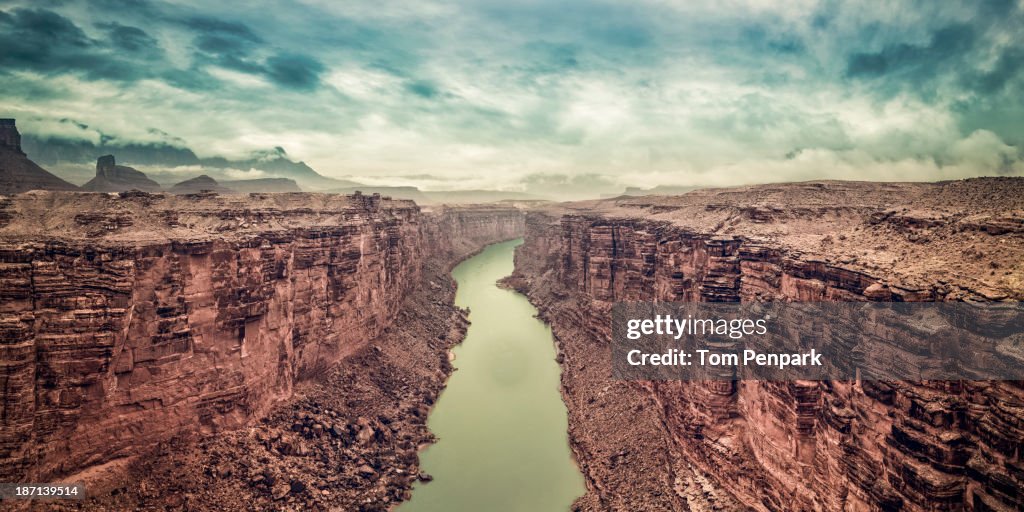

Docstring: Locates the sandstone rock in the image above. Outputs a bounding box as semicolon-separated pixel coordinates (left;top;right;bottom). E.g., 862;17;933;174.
0;191;525;490
512;178;1024;511
863;282;892;300
271;482;290;500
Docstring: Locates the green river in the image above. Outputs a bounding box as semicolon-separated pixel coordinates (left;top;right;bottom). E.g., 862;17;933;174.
399;239;585;511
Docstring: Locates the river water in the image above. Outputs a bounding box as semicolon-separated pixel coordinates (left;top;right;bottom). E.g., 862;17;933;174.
399;239;585;511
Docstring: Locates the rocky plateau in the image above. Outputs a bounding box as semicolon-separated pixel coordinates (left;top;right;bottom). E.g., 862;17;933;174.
507;178;1024;511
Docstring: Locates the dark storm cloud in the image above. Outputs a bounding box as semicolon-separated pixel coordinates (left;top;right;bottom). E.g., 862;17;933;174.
970;47;1024;94
837;0;1024;147
183;15;266;74
845;24;977;82
97;22;159;53
180;15;261;42
3;0;1023;186
264;53;325;90
840;0;1024;93
0;8;92;69
0;7;150;81
176;15;328;90
0;3;327;93
405;80;440;99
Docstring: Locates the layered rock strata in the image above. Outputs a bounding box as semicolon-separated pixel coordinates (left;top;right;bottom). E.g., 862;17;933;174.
58;254;472;511
510;179;1024;511
0;191;524;490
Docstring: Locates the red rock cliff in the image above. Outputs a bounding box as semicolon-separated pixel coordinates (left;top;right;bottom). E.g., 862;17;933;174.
0;191;524;484
513;179;1024;511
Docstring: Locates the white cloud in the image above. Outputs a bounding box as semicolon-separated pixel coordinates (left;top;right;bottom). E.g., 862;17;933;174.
1;0;1021;198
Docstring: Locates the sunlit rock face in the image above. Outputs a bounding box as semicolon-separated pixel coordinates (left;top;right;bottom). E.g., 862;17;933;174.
512;179;1024;511
0;191;524;483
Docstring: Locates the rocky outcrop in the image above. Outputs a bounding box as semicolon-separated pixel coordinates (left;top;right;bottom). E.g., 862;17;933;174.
511;179;1024;511
0;119;79;195
0;119;22;154
82;155;163;193
169;175;233;194
0;191;524;486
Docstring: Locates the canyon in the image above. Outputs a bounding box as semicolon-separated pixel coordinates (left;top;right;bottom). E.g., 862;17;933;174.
508;178;1024;511
0;190;523;509
0;176;1021;511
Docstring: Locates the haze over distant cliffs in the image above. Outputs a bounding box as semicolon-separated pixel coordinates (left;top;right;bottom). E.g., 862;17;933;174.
169;175;234;195
8;115;784;203
16;125;554;201
82;155;162;193
221;178;301;193
19;128;357;192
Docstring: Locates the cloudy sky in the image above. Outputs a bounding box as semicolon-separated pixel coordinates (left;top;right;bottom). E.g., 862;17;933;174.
1;0;1022;194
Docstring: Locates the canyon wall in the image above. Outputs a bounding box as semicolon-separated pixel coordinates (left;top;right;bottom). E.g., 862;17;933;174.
0;191;523;484
422;204;529;264
512;180;1024;512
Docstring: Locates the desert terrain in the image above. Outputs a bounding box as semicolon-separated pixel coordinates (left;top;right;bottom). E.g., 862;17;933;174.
2;117;1023;510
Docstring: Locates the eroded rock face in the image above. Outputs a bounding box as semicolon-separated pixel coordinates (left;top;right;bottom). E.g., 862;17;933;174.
421;204;529;260
0;191;524;484
512;179;1024;511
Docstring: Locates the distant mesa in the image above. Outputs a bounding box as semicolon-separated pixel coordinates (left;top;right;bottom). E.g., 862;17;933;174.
325;185;542;204
82;154;162;193
327;185;428;203
0;118;23;155
618;185;701;197
220;177;302;193
162;176;300;194
20;126;359;192
0;118;79;195
169;175;234;195
420;189;541;204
